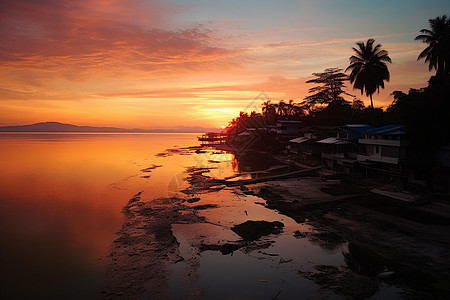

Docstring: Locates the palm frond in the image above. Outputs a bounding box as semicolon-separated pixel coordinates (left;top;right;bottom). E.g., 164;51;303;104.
415;15;450;76
346;38;391;107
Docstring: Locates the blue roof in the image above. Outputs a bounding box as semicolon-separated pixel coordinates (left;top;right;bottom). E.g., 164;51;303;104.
364;124;404;135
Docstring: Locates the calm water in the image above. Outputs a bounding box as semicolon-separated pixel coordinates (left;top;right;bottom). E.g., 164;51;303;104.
0;133;210;298
0;133;401;299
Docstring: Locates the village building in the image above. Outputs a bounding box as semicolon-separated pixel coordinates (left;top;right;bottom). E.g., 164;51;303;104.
319;124;372;174
287;125;339;166
276;120;303;141
356;124;408;166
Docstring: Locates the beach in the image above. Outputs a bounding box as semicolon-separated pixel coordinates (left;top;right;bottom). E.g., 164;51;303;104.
98;145;450;299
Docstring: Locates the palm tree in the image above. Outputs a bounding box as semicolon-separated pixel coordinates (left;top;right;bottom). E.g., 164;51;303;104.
346;39;392;108
415;15;450;80
262;100;276;120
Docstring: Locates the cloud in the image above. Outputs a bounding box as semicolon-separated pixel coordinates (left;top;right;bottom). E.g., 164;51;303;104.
94;75;311;102
0;1;438;128
0;0;242;82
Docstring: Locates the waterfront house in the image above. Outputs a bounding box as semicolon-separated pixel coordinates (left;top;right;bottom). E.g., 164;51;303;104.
320;124;371;160
287;125;339;166
356;124;408;166
276;120;303;141
318;124;371;174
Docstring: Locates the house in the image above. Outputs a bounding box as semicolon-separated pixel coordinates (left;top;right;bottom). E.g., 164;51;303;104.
287;125;339;166
234;128;257;143
265;124;277;133
276;120;303;141
356;124;408;166
320;124;372;160
337;124;373;141
318;124;372;174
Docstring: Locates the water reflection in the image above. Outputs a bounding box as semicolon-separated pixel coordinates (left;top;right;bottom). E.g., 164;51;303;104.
343;242;386;276
0;133;403;298
0;133;200;298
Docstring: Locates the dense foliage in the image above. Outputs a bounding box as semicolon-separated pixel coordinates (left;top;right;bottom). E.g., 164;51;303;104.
222;15;450;190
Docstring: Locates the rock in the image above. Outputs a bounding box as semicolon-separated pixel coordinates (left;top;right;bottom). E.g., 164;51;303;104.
231;220;284;241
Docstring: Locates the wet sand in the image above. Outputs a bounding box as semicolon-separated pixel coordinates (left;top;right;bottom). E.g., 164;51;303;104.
101;192;205;299
100;150;450;299
248;177;450;299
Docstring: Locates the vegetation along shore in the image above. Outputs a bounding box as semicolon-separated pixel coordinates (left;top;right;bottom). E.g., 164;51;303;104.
190;15;450;299
101;15;450;299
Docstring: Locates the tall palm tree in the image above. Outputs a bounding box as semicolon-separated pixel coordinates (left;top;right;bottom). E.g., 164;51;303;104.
346;39;392;108
415;15;450;80
262;100;276;120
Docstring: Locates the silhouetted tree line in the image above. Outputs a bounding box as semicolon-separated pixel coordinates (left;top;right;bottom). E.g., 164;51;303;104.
225;15;448;126
225;15;450;188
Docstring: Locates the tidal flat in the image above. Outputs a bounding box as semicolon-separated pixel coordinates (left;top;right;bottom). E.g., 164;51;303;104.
2;133;449;299
100;145;450;299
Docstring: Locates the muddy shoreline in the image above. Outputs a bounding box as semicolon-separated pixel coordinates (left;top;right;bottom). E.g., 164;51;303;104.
100;148;450;299
247;177;450;299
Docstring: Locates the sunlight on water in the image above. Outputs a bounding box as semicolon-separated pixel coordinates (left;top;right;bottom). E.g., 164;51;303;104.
0;133;201;298
0;133;403;299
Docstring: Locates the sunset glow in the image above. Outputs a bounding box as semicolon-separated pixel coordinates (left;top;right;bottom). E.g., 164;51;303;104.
1;0;449;129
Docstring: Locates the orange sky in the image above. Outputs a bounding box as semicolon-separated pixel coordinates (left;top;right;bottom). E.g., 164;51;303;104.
1;0;448;129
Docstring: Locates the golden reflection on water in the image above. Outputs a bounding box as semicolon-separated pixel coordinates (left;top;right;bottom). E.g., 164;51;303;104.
0;133;204;297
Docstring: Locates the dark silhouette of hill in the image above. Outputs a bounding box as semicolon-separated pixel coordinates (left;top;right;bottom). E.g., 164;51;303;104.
0;122;217;133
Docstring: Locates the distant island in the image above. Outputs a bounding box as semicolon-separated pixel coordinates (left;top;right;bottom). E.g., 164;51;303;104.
0;122;219;133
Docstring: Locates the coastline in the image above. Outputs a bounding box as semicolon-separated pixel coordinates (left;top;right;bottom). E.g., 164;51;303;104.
246;176;450;298
100;146;450;299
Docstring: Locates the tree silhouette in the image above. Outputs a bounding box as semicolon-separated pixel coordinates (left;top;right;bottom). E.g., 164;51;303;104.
351;98;365;110
262;101;276;121
415;15;450;81
304;68;352;109
346;39;392;108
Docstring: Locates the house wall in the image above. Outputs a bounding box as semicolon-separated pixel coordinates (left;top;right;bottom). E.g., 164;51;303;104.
304;132;315;139
276;122;303;135
365;144;403;158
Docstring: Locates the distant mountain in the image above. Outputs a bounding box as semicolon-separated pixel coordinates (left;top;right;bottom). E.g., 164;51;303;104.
0;122;219;133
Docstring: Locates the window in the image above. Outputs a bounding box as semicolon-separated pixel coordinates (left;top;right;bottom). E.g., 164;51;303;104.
375;146;380;154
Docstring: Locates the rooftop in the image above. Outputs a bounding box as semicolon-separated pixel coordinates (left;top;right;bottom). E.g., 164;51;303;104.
365;124;405;135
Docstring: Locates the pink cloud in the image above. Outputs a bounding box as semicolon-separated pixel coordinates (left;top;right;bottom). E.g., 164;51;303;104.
0;0;241;82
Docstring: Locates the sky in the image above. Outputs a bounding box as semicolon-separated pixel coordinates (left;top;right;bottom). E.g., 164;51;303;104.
1;0;449;129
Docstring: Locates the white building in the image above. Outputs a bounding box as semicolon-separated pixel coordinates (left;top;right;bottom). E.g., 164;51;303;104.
356;125;408;165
